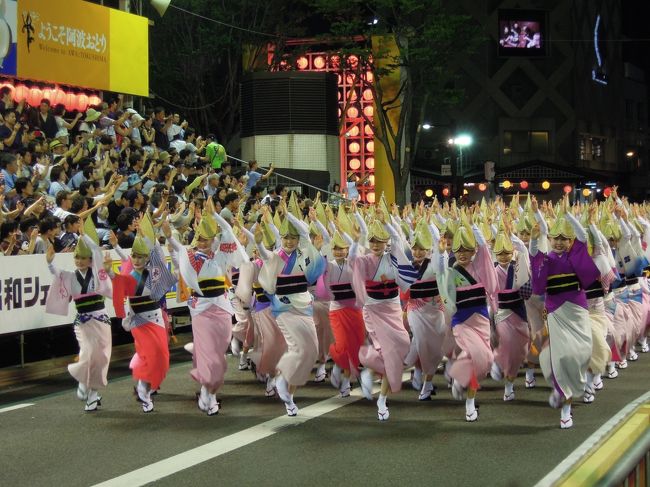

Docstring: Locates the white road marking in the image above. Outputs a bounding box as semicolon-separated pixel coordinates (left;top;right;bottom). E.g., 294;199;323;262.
92;374;412;487
0;403;34;414
535;390;650;487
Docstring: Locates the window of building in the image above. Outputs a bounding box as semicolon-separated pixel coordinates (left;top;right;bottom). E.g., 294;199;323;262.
503;130;549;154
579;135;607;161
592;137;605;159
579;136;587;160
530;131;549;153
626;99;635;120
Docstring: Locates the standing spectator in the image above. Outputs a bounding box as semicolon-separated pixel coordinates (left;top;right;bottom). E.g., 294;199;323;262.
204;134;226;170
53;104;82;140
244;160;274;194
32;99;58;139
152;106;171;150
0;110;26;152
0;86;14;116
167;112;187;142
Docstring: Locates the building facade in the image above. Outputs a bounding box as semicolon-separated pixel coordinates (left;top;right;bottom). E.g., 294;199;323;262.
413;0;648;199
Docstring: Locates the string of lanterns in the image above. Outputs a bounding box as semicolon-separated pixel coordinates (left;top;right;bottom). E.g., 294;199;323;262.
421;182;614;199
0;81;102;112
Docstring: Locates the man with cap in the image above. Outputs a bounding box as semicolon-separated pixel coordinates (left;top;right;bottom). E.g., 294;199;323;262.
45;219;113;412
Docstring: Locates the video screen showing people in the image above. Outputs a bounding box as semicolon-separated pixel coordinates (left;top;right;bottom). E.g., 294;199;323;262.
499;21;542;49
498;10;547;57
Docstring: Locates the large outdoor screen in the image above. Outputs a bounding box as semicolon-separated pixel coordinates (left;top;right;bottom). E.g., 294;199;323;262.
498;10;547;57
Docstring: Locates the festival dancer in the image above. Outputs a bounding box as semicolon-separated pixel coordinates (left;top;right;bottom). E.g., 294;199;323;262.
45;219;112;412
164;198;248;416
516;201;545;389
106;216;177;413
351;207;417;421
582;205;616;400
319;206;365;398
489;220;531;402
240;215;287;397
257;197;326;416
437;211;498;422
403;215;447;401
530;196;599;429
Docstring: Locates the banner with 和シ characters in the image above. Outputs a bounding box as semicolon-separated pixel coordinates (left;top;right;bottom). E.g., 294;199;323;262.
0;250;185;335
10;0;148;96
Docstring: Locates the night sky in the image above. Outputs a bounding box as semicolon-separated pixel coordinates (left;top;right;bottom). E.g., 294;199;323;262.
622;2;650;76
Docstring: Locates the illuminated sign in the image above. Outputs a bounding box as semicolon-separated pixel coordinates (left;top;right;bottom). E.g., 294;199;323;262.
7;0;149;96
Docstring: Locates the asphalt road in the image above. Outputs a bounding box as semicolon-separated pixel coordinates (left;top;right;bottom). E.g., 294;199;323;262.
0;350;648;487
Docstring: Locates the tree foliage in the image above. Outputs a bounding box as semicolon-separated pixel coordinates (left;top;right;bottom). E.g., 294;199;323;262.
308;0;482;203
146;0;311;148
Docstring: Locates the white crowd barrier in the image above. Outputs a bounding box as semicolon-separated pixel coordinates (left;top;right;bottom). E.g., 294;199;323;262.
0;250;186;335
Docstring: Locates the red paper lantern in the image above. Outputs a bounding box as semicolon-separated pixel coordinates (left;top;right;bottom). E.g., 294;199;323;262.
52;88;66;106
76;94;89;112
520;180;529;190
563;185;572;194
603;187;612;198
41;88;54;102
442;187;450;197
88;95;102;107
27;88;43;107
13;84;28;103
478;183;487;192
64;92;77;111
296;56;308;70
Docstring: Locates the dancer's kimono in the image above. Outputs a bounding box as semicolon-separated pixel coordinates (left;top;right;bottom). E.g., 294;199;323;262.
46;235;113;404
240;238;287;378
350;222;416;393
437;226;498;391
258;214;327;387
169;212;247;393
320;233;365;379
403;224;447;378
111;241;176;393
493;236;531;380
585;223;616;375
530;214;599;400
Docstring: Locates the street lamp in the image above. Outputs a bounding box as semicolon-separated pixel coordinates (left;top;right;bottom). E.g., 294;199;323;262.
448;133;473;177
422;123;432;130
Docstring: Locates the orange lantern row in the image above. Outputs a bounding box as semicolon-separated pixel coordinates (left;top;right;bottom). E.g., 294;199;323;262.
1;82;101;112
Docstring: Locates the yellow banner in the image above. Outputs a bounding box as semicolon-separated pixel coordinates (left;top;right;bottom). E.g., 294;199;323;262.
16;0;148;96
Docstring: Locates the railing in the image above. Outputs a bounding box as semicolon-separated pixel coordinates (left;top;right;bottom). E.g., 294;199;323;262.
537;394;650;487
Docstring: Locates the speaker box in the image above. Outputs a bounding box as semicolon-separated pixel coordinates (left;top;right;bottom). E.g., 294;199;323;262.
241;71;339;137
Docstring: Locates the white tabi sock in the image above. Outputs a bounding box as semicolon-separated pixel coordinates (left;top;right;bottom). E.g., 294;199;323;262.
341;376;351;390
504;381;514;396
593;373;602;386
585;372;594;393
465;397;476;415
525;368;535;381
607;362;615;373
377;394;387;410
561;403;571;421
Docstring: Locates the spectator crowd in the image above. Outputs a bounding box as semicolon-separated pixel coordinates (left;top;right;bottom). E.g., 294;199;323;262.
0;91;287;256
